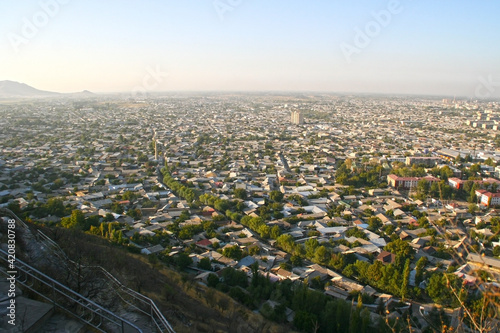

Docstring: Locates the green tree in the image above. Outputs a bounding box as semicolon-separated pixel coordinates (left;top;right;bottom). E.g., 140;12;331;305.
401;259;411;301
270;225;281;239
385;239;414;260
270;190;284;202
367;216;382;232
314;246;329;265
207;273;219;288
293;311;318;333
233;188;248;200
198;257;212;270
305;238;319;258
426;272;463;306
468;203;479;214
276;234;294;252
7;201;21;215
222;245;243;260
45;197;67;217
493;246;500;257
61;210;85;229
175;253;193;270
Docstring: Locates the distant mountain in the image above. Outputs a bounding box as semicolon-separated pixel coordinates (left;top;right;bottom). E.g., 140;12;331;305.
0;80;59;97
0;81;94;98
65;90;95;98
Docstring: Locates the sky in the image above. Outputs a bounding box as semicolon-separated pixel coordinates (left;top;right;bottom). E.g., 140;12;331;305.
1;0;499;98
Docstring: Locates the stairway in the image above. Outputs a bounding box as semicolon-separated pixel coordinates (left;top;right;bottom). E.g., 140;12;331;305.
0;209;174;333
0;278;87;333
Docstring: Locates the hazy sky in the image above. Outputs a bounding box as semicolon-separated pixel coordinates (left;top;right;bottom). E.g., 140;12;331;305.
1;0;499;97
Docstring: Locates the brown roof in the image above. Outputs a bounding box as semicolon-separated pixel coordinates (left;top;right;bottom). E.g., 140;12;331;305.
376;251;396;264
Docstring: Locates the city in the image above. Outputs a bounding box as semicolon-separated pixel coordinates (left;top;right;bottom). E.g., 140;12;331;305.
1;92;499;332
2;1;500;332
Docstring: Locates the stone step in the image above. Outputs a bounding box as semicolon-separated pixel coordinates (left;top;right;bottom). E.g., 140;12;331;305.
0;296;54;333
33;313;87;333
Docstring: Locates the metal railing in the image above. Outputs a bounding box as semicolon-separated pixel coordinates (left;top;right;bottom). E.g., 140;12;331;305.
0;207;30;230
35;230;175;333
0;208;175;333
0;248;143;333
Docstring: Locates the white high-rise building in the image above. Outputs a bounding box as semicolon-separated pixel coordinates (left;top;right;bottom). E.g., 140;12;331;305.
291;111;304;125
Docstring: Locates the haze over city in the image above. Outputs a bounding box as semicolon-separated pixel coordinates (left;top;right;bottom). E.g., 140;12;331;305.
1;0;500;97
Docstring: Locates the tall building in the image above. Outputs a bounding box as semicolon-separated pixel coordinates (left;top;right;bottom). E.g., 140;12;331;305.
291;111;304;125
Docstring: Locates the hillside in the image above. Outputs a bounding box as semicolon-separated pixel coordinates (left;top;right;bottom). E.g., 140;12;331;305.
9;222;291;333
0;80;93;98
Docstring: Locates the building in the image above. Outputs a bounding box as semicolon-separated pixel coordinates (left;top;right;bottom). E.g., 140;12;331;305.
405;156;441;167
387;174;439;189
476;189;500;207
291;111;304;125
448;178;464;190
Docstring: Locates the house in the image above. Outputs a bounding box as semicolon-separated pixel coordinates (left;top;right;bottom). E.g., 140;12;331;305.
141;244;164;255
196;239;213;249
237;255;257;268
467;253;500;270
272;267;299;281
316;227;348;237
376;251;396;264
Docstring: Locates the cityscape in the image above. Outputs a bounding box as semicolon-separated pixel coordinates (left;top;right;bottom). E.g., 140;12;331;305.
0;90;499;332
1;1;500;333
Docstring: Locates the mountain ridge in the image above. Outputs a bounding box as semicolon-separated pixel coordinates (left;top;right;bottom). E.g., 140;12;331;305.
0;80;93;98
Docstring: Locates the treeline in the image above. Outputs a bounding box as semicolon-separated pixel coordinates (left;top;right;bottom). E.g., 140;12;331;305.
161;167;198;202
275;234;417;298
240;215;281;239
335;161;386;188
207;265;405;333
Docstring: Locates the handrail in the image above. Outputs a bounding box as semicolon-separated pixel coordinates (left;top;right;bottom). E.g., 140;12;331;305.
36;229;174;333
72;263;175;333
0;248;143;333
0;207;30;230
0;210;174;333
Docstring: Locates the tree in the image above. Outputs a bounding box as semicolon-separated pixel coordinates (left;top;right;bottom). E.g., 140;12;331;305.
198;257;212;270
469;164;481;174
233;188;247;200
270;190;284;202
305;238;319;258
367;216;382;232
314;246;329;265
7;201;21;215
277;234;295;253
122;190;137;201
493;246;500;258
385;239;414;259
222;245;243;260
270;225;281;239
45;197;67;217
415;256;428;285
61;210;86;229
417;179;430;197
293;311;318;333
366;260;383;284
291;255;303;267
385;238;414;269
175;253;193;270
439;166;454;181
468;203;479;214
401;259;411;301
426;272;463;306
207;273;219;288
